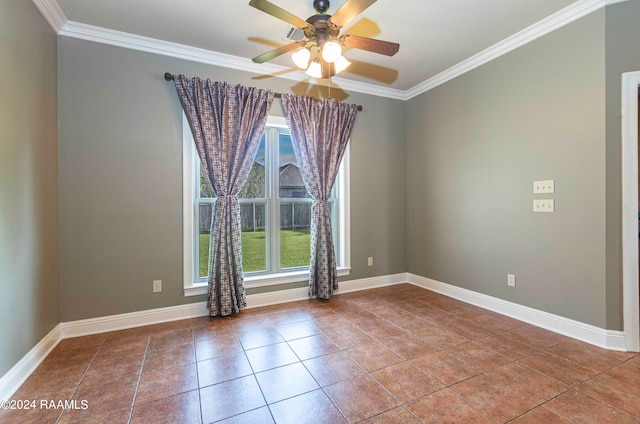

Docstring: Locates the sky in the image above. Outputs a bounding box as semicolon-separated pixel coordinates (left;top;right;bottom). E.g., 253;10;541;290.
255;133;298;166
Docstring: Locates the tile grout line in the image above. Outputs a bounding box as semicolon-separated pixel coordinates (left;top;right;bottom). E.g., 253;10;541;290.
333;293;637;423
231;318;277;424
190;327;205;424
338;298;501;424
54;340;106;424
12;285;640;423
126;334;151;424
531;352;640;422
325;295;571;423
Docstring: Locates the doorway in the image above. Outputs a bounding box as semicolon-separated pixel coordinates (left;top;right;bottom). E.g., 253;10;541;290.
622;71;640;352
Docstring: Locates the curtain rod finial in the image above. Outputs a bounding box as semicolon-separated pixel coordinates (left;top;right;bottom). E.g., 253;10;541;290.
164;72;174;81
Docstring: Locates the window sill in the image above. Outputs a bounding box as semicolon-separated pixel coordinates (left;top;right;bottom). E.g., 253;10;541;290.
184;266;351;297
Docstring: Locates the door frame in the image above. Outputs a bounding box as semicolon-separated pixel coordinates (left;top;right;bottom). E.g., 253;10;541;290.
621;71;640;352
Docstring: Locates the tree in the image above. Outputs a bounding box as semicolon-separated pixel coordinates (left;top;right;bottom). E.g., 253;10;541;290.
199;161;265;199
199;168;215;198
239;162;265;198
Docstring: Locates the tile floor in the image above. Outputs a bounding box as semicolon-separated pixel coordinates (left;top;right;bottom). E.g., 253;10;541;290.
2;284;640;423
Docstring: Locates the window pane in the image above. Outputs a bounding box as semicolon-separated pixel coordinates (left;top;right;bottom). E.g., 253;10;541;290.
240;203;267;272
198;203;212;277
279;134;310;199
199;202;267;276
199;167;215;199
280;202;310;269
279;133;311;268
239;136;266;199
328;200;337;257
238;135;266;272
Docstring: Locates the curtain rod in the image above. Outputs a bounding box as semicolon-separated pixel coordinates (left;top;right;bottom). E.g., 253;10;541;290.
164;73;363;111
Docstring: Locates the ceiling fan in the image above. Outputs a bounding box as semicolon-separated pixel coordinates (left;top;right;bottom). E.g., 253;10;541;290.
249;0;399;79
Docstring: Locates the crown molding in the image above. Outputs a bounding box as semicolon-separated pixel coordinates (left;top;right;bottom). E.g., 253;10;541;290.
404;0;606;99
32;0;67;33
40;0;616;101
58;21;408;100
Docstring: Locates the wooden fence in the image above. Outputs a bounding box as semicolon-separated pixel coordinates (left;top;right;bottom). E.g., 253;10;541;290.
280;202;311;231
199;201;311;233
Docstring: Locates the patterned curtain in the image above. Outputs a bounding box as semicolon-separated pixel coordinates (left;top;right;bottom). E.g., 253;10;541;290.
281;94;359;299
174;75;274;316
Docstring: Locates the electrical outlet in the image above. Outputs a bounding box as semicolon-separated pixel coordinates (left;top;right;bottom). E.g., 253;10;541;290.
533;199;554;213
367;257;373;266
153;280;162;293
507;274;516;287
533;180;555;194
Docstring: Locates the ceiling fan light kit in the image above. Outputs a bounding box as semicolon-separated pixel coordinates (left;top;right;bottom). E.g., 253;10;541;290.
333;54;351;74
292;47;311;69
306;58;324;78
321;41;342;63
249;0;399;80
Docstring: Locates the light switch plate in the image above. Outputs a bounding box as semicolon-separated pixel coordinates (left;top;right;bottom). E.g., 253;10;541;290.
533;199;554;212
534;180;554;194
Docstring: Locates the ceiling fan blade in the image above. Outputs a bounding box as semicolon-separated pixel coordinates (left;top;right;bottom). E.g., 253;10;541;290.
342;59;399;84
251;67;298;80
252;42;303;64
329;0;377;28
341;34;399;56
249;0;310;30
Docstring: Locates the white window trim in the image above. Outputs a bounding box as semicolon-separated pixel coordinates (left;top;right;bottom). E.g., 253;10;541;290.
183;115;350;297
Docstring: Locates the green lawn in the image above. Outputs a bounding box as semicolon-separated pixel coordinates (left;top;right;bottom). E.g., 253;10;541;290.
199;230;310;276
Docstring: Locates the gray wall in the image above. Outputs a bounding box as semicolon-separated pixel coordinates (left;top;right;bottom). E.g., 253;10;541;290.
58;38;406;321
605;0;640;330
406;11;609;327
0;1;59;376
8;0;633;359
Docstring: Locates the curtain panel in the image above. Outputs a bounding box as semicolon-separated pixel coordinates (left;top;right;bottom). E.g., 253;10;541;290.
281;94;359;299
174;75;274;316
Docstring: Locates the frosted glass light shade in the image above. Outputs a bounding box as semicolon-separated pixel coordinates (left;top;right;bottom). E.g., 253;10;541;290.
305;59;323;78
333;55;351;74
292;48;311;69
322;41;342;63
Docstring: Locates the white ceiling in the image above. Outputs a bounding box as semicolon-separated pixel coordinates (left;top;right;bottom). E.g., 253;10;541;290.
51;0;593;95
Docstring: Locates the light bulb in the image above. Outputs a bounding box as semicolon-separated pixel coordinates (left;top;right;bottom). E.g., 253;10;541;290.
305;59;323;78
322;41;342;63
291;48;310;69
333;54;351;74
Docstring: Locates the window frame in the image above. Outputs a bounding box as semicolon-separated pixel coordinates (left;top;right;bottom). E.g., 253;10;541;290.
183;115;350;296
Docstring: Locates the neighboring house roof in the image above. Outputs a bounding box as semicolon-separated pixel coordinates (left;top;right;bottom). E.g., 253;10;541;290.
279;163;305;188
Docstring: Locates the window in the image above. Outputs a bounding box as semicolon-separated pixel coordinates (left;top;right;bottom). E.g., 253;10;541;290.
183;115;350;296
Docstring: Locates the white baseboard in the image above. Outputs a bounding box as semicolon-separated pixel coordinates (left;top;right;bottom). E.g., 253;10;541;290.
0;273;406;399
61;273;409;339
407;273;627;351
0;324;61;401
60;302;209;339
336;273;408;294
246;273;409;308
1;271;630;401
60;272;627;351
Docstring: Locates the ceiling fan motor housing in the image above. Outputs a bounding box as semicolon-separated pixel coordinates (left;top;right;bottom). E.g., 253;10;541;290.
305;13;340;44
313;0;330;14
